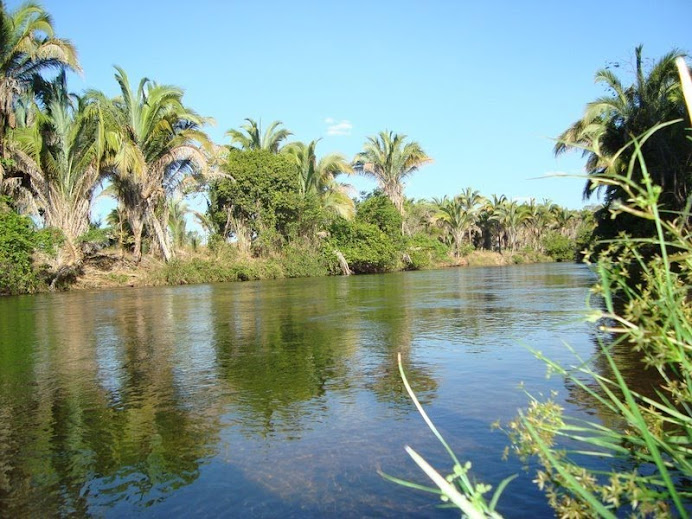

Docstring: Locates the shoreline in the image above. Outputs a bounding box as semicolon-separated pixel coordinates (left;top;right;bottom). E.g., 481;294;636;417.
63;249;558;293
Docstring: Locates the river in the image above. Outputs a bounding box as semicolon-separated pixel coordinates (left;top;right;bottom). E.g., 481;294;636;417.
0;263;611;517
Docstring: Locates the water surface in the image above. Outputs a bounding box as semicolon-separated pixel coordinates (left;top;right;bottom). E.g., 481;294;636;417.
0;263;613;517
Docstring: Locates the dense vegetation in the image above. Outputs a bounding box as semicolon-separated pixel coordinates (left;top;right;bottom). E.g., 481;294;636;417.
0;2;595;295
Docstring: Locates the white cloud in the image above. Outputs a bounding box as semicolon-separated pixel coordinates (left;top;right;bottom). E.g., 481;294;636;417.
324;118;352;136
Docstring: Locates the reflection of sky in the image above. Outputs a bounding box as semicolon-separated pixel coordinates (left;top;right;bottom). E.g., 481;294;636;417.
168;285;222;405
94;325;125;403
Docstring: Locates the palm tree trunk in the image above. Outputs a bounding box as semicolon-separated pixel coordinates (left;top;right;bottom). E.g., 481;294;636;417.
131;215;144;262
146;205;173;262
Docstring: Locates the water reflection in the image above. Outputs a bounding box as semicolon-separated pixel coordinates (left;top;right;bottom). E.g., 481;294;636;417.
0;264;603;517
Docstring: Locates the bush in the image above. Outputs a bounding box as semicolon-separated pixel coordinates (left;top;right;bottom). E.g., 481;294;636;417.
0;208;39;295
329;219;397;274
279;242;333;278
356;195;402;240
405;233;450;270
541;231;574;262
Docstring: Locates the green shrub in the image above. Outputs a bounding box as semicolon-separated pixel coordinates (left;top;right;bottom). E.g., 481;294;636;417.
279;242;332;278
329;218;397;274
78;226;112;247
356;195;403;239
541;231;574;262
0;208;39;295
405;233;450;270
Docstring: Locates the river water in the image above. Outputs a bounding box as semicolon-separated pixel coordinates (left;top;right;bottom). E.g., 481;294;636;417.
0;263;610;517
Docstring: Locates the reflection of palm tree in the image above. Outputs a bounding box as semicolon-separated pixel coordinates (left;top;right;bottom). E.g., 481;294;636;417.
356;274;439;408
0;291;223;516
210;280;358;437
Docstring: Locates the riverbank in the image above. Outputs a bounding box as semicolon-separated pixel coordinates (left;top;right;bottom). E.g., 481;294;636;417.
68;248;555;292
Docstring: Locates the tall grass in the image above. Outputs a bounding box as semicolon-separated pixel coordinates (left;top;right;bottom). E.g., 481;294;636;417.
506;121;692;518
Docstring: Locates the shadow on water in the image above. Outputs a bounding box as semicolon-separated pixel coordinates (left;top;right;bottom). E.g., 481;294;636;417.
0;263;606;517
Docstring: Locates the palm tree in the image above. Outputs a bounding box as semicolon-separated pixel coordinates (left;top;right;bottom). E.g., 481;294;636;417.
493;200;528;253
550;205;576;239
555;46;691;210
226;118;291;153
457;187;485;244
95;66;212;262
353;130;431;225
106;204;132;254
0;1;79;156
433;196;475;256
167;196;190;250
282;139;355;219
9;73;102;268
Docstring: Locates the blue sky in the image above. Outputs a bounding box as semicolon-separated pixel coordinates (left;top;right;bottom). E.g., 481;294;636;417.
13;0;692;213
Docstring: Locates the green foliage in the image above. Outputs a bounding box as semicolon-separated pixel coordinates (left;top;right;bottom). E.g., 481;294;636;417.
356;195;403;239
209;149;303;249
354;131;431;215
78;226;112;247
149;255;282;285
574;209;597;261
510;248;551;265
34;227;64;256
329;218;397;274
0;208;39;294
541;231;574;262
405;233;450;270
555;46;691;242
278;241;335;279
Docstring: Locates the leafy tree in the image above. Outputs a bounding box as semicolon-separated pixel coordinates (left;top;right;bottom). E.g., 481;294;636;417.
457;187;484;243
94;66;212;262
106;205;132;253
541;230;574;261
478;194;507;251
226;118;291;153
167;196;191;250
555;46;691;212
356;194;402;240
353;130;431;224
493;200;528;253
208;149;302;252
